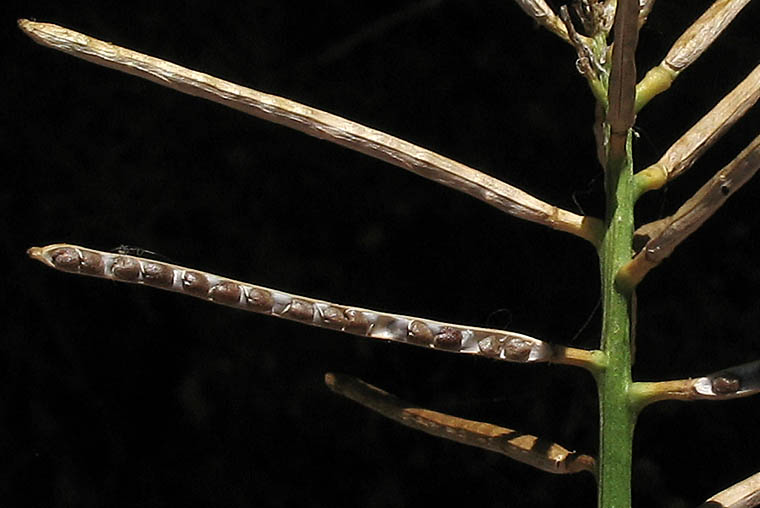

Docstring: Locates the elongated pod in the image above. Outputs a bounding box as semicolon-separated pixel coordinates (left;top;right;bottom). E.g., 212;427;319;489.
635;0;752;111
630;359;760;408
325;373;596;475
28;243;600;369
699;471;760;508
620;134;760;290
17;19;602;246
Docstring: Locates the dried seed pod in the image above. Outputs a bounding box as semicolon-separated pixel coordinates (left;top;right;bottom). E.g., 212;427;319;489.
284;299;314;321
246;287;274;312
344;309;371;334
111;256;141;281
321;306;347;329
181;271;210;297
142;262;174;287
325;373;598;475
50;247;80;272
712;374;741;394
434;327;462;350
663;0;751;73
30;243;594;370
209;281;242;305
79;250;104;275
407;320;434;345
16;20;602;246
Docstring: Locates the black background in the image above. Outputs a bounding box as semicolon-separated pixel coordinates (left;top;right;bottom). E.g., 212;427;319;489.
4;2;760;507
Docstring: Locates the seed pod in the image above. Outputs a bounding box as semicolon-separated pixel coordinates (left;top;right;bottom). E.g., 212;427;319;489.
29;244;586;369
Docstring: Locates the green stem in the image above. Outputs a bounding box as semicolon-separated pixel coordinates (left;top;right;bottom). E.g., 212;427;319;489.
597;132;636;508
635;64;677;112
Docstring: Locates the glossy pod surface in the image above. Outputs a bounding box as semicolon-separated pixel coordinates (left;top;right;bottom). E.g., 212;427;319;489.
28;243;557;363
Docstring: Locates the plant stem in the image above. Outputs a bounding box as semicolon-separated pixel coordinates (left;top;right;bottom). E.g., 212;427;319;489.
597;133;636;508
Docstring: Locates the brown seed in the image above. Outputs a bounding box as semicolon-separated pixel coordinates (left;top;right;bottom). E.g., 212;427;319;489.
478;335;504;356
79;250;104;275
503;337;534;362
344;309;371;334
50;247;80;272
111;256;141;281
434;326;462;350
407;320;434;345
209;281;242;305
246;288;274;312
321;306;347;329
142;262;174;287
284;299;314;321
712;375;741;394
181;271;210;297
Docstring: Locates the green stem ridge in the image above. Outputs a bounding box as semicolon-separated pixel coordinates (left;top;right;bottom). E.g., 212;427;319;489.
597;131;636;508
596;2;640;504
